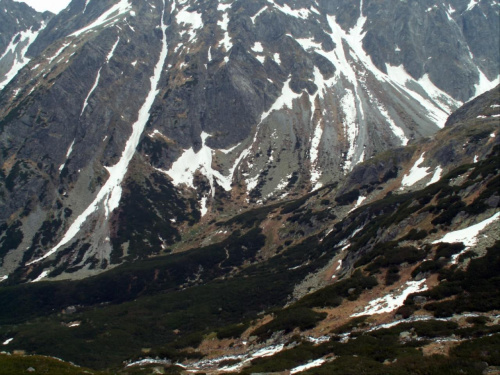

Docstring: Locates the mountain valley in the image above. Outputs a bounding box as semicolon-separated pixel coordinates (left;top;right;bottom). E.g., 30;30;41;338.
0;0;499;373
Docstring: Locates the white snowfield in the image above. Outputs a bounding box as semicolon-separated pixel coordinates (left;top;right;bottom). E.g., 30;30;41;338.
401;153;442;188
401;153;430;187
27;0;169;266
351;279;428;317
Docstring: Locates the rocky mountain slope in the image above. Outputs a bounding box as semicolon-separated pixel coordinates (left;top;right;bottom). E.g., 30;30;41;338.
0;0;51;89
0;0;499;280
0;84;498;373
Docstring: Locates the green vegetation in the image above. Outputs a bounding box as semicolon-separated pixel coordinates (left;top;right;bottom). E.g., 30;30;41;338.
407;241;500;317
295;270;378;308
0;353;106;375
251;307;327;341
0;221;23;261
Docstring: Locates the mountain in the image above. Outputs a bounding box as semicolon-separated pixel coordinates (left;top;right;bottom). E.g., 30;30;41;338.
0;0;52;89
0;0;498;282
0;0;499;370
0;84;498;373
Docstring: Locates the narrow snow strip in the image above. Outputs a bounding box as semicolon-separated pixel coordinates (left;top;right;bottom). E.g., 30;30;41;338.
367;315;448;332
126;359;171;368
401;153;430;187
251;6;266;23
59;139;76;172
351;279;428;316
106;37;120;62
27;0;169;265
80;38;119;116
0;275;8;283
349;195;366;212
31;270;50;282
47;42;71;64
251;344;285;358
340;88;359;172
0;23;46;89
310;114;324;188
219;142;241;154
466;0;479;11
83;0;92;13
200;196;208;217
2;338;13;346
432;212;500;248
70;0;132;37
80;67;102;115
290;359;325;374
376;103;408;145
385;65;457;128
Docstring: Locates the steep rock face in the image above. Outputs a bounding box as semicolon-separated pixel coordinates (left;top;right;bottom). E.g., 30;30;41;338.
0;88;497;372
0;0;52;89
0;0;498;280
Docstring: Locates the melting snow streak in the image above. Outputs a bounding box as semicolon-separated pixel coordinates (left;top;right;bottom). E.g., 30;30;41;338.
352;280;428;316
28;0;169;265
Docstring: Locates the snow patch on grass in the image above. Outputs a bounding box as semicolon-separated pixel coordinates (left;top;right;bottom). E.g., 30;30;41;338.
291;359;325;374
352;279;428;317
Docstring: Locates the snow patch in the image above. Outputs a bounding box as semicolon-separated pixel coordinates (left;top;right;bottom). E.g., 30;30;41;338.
252;42;264;53
427;166;443;186
349;195;366;212
0;275;8;283
58;139;75;172
260;78;302;121
177;6;203;42
31;270;50;282
0;23;46;89
401;153;430;187
352;279;428;316
290;359;325;374
473;70;500;99
162;133;233;194
384;66;459;128
466;0;479;11
310;115;324;189
217;2;232;54
340;88;360;172
2;338;13;346
273;2;310;19
200;196;208;217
